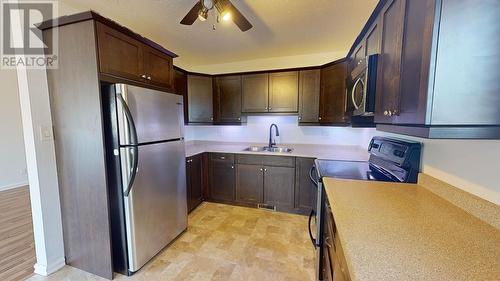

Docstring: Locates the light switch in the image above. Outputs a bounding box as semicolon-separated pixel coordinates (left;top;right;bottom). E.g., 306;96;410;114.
39;125;53;142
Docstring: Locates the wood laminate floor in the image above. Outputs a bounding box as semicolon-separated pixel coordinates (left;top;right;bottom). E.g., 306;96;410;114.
27;202;315;281
0;186;36;281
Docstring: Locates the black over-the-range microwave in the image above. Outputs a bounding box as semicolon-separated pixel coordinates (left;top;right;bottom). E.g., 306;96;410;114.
350;54;378;116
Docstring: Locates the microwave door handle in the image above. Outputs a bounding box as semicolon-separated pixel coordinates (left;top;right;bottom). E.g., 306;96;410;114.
351;77;365;110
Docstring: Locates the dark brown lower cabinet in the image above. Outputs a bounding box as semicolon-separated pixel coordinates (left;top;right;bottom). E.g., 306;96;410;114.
294;158;316;214
209;155;236;202
236;164;264;204
263;166;295;211
186;154;203;213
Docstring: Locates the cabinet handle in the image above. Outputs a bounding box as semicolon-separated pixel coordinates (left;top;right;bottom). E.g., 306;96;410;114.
269;107;272;110
298;116;302;120
210;117;214;121
231;165;234;169
147;76;152;80
140;74;146;79
220;156;226;160
384;110;389;116
264;168;267;172
318;117;322;120
238;117;241;121
265;107;268;110
260;168;263;171
393;109;399;116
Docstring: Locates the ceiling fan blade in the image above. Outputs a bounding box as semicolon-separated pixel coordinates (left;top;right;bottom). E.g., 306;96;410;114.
223;0;253;31
180;1;203;25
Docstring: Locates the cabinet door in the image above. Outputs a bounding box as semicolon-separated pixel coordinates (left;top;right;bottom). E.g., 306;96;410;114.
269;71;299;112
214;75;242;123
374;0;406;123
210;161;235;202
263;166;295;211
144;46;173;90
294;158;316;214
96;22;144;82
187;155;203;213
298;70;321;123
174;70;188;123
187;75;213;123
320;62;348;124
236;164;264;204
393;0;435;124
242;73;269;113
365;17;381;56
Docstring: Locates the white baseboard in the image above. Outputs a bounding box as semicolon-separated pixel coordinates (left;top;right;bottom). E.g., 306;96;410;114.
34;258;66;276
0;182;29;192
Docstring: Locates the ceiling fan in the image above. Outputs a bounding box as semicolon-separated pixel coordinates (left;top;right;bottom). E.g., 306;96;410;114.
180;0;253;32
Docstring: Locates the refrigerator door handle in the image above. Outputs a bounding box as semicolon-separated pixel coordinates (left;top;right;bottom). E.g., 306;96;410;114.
117;92;139;146
117;93;139;196
124;146;139;197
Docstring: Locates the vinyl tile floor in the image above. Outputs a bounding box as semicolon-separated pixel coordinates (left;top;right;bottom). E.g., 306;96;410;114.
27;202;315;281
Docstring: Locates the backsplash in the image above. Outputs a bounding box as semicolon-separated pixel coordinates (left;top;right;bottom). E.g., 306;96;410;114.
184;116;377;147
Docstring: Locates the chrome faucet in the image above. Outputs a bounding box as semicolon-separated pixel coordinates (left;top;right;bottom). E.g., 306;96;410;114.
268;124;280;148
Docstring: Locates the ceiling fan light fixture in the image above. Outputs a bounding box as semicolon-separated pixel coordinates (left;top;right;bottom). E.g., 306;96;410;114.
221;11;231;21
198;9;208;21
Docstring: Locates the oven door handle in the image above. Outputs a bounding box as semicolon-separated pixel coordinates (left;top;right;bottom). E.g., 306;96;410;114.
309;165;319;186
308;209;317;248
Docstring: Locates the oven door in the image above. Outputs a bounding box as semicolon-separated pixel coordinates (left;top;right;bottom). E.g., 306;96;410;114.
309;165;324;281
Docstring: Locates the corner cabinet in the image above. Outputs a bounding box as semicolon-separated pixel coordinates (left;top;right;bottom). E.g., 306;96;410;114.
96;22;175;92
298;69;321;124
187;74;213;124
214;75;245;124
320;60;349;125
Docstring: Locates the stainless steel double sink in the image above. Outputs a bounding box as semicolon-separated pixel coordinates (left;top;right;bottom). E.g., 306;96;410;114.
244;146;294;153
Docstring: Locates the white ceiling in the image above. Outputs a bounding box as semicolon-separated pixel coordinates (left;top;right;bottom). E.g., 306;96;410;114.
58;0;378;70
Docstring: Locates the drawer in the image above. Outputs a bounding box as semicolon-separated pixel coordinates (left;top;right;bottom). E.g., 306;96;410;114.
211;153;234;163
236;154;295;167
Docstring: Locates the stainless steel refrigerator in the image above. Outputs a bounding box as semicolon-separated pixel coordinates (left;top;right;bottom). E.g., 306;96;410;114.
102;83;187;275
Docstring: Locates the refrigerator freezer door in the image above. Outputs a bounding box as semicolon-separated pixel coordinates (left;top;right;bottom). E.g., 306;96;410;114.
122;140;187;273
117;84;184;145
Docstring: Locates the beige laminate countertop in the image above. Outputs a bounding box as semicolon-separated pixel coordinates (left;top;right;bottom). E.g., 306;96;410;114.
323;177;500;281
184;140;370;161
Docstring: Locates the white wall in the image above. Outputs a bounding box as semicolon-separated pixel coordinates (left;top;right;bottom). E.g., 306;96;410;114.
186;118;500;205
0;69;28;190
185;116;376;146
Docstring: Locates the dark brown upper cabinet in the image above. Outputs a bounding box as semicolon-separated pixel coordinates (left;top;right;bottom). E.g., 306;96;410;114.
214;75;245;124
173;69;188;123
96;22;144;82
143;46;173;89
187;74;213;123
320;61;349;125
96;21;174;92
298;69;321;124
348;0;500;138
242;73;269;113
374;0;406;124
268;71;299;113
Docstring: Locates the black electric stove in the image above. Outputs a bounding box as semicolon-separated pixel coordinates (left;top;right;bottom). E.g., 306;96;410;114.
310;136;422;281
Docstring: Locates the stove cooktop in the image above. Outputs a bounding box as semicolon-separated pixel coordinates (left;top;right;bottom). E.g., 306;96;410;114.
315;159;389;182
